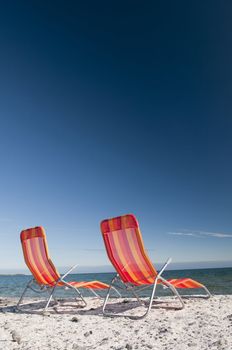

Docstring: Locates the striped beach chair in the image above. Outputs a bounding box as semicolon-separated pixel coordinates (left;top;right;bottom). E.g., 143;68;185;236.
100;214;211;319
17;226;110;313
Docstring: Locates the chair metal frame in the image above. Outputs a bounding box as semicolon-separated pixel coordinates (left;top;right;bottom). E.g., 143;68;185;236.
17;265;121;313
17;264;102;313
102;257;211;319
18;226;116;314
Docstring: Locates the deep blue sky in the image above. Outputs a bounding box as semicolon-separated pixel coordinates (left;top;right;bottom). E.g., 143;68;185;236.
0;1;232;272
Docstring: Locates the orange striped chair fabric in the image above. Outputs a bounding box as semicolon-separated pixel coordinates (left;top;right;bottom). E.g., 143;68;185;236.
21;226;109;289
101;214;204;289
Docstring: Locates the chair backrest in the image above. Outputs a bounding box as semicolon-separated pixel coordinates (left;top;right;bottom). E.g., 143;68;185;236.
101;214;157;285
20;226;60;286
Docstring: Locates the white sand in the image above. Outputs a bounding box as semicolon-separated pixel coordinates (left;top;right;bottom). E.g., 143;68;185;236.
0;295;231;350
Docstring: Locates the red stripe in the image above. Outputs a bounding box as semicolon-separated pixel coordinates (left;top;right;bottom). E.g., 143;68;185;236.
124;227;155;284
118;228;146;283
103;232;130;282
22;240;43;284
107;230;135;283
30;238;51;284
59;281;109;289
37;237;59;284
101;214;139;233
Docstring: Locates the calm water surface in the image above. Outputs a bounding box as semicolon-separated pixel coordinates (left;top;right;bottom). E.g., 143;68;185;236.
0;267;231;299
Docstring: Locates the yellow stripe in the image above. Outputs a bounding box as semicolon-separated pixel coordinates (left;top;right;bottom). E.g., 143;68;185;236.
34;237;57;284
108;219;116;232
125;228;154;283
113;230;138;282
135;227;157;275
25;238;47;285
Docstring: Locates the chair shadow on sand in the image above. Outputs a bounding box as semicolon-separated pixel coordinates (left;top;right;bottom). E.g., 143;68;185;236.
0;296;188;318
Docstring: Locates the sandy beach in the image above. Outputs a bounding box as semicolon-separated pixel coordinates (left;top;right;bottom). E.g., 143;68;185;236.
0;295;231;350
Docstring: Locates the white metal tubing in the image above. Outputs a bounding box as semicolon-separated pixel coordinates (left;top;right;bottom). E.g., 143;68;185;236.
73;287;87;307
88;287;100;298
16;279;34;310
102;276;158;319
111;286;122;297
17;276;88;313
159;276;185;309
102;273;185;319
181;285;212;299
139;278;159;319
102;255;211;318
157;257;172;278
61;264;78;280
202;285;212;298
61;280;87;307
102;275;119;315
130;289;145;306
44;285;57;311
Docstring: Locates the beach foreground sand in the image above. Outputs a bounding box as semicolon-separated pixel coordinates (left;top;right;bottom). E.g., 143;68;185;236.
0;295;231;350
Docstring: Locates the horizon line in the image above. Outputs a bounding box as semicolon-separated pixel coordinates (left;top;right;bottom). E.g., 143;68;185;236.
0;260;232;275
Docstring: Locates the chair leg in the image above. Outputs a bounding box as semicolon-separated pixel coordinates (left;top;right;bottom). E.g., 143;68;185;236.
102;275;119;316
159;277;185;310
17;280;90;313
202;285;212;298
43;285;87;312
43;285;57;313
112;286;122;297
17;280;57;313
61;281;87;307
139;279;159;318
88;286;121;299
103;276;185;319
102;275;155;319
89;287;101;298
16;279;33;310
73;287;87;307
181;285;212;299
130;289;145;306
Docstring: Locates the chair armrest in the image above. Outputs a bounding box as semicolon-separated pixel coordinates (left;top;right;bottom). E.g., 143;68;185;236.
60;264;78;281
157;257;172;278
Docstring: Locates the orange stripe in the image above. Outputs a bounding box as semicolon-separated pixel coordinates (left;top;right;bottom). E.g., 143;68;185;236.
101;217;155;284
103;233;129;282
116;228;144;283
25;238;48;284
30;237;50;284
103;224;136;283
27;235;47;284
103;221;156;284
22;240;44;284
107;231;133;282
124;228;155;284
159;278;204;289
21;227;60;286
23;228;47;284
38;236;59;282
120;227;148;283
59;281;109;289
30;237;52;284
112;230;138;282
102;215;157;283
134;227;157;277
35;237;58;285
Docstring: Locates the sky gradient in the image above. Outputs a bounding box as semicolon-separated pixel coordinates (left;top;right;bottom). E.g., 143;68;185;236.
0;1;232;272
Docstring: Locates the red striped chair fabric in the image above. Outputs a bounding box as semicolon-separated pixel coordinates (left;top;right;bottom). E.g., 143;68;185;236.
101;214;204;289
21;226;109;289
